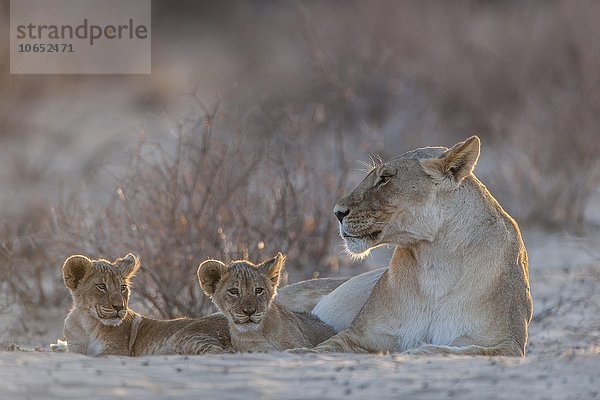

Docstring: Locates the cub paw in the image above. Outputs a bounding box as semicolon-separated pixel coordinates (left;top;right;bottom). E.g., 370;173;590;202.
50;339;68;353
199;344;229;354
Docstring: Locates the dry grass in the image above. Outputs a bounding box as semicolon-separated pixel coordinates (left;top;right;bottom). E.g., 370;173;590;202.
33;101;349;318
1;1;600;319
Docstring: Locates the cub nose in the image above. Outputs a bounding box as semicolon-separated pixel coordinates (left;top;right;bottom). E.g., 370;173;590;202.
113;305;125;312
242;307;256;317
334;206;350;223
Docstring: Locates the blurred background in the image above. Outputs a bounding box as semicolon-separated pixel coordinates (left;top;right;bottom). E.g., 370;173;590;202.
1;1;599;346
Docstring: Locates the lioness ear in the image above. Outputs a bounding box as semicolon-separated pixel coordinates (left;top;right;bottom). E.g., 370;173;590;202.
421;136;480;186
259;253;286;288
197;260;226;296
115;253;141;278
63;255;92;290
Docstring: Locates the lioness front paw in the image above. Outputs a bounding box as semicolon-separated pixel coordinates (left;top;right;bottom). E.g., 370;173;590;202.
404;344;450;355
285;347;316;355
404;347;427;355
312;342;346;353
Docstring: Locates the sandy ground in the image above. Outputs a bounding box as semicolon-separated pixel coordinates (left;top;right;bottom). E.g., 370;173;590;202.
1;351;599;400
1;229;599;399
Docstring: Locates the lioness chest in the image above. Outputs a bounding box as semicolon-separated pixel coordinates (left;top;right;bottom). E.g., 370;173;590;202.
390;293;484;351
383;257;488;350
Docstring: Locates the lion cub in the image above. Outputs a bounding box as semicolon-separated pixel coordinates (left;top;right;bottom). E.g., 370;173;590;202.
62;253;231;356
198;253;335;352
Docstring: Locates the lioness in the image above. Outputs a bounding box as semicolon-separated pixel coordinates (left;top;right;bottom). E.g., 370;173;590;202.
312;136;533;356
62;253;231;356
198;253;336;352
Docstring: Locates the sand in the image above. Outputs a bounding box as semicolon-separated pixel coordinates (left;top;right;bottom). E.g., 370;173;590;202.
1;351;598;400
1;230;599;399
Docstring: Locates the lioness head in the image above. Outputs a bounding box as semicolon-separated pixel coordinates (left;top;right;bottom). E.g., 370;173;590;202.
197;253;285;332
62;253;140;326
334;136;480;257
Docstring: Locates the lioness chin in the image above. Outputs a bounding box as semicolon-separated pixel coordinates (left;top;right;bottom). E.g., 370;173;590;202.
312;136;533;356
61;253;231;356
198;253;336;352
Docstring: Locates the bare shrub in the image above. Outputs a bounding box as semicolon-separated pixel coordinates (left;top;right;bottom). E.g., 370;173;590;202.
50;101;349;318
391;1;600;229
3;0;600;321
289;1;600;229
0;214;61;309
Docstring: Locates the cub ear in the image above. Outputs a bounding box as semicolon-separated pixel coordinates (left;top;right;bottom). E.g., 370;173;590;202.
258;253;286;288
420;136;480;186
63;255;92;290
115;253;141;278
197;260;226;296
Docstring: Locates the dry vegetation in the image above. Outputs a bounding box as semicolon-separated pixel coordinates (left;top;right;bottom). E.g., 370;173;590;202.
48;101;353;317
1;0;599;329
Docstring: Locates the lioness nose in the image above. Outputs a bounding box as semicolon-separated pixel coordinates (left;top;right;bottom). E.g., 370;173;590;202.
113;305;125;312
334;206;350;223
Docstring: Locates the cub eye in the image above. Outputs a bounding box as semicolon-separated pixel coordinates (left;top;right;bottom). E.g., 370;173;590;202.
227;288;239;296
121;285;128;292
255;288;264;295
95;283;107;292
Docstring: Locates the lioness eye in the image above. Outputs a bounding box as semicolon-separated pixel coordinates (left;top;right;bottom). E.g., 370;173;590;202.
95;283;107;292
121;285;128;292
376;175;390;187
375;175;392;187
255;288;264;295
228;288;239;296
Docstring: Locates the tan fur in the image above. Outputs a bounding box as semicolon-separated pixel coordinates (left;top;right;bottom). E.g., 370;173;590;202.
62;254;231;356
313;136;533;356
277;277;350;312
198;253;336;352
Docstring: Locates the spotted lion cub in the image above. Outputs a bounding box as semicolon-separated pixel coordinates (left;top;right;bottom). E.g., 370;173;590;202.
197;253;335;352
62;253;231;356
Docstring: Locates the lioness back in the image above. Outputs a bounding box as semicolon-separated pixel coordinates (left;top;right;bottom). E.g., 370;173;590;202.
198;253;335;352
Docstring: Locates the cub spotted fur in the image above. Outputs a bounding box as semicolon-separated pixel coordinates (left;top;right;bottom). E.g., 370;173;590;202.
62;253;231;356
198;253;335;352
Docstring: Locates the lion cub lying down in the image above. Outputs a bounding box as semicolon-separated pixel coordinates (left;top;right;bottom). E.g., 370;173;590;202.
61;253;231;356
198;253;335;352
